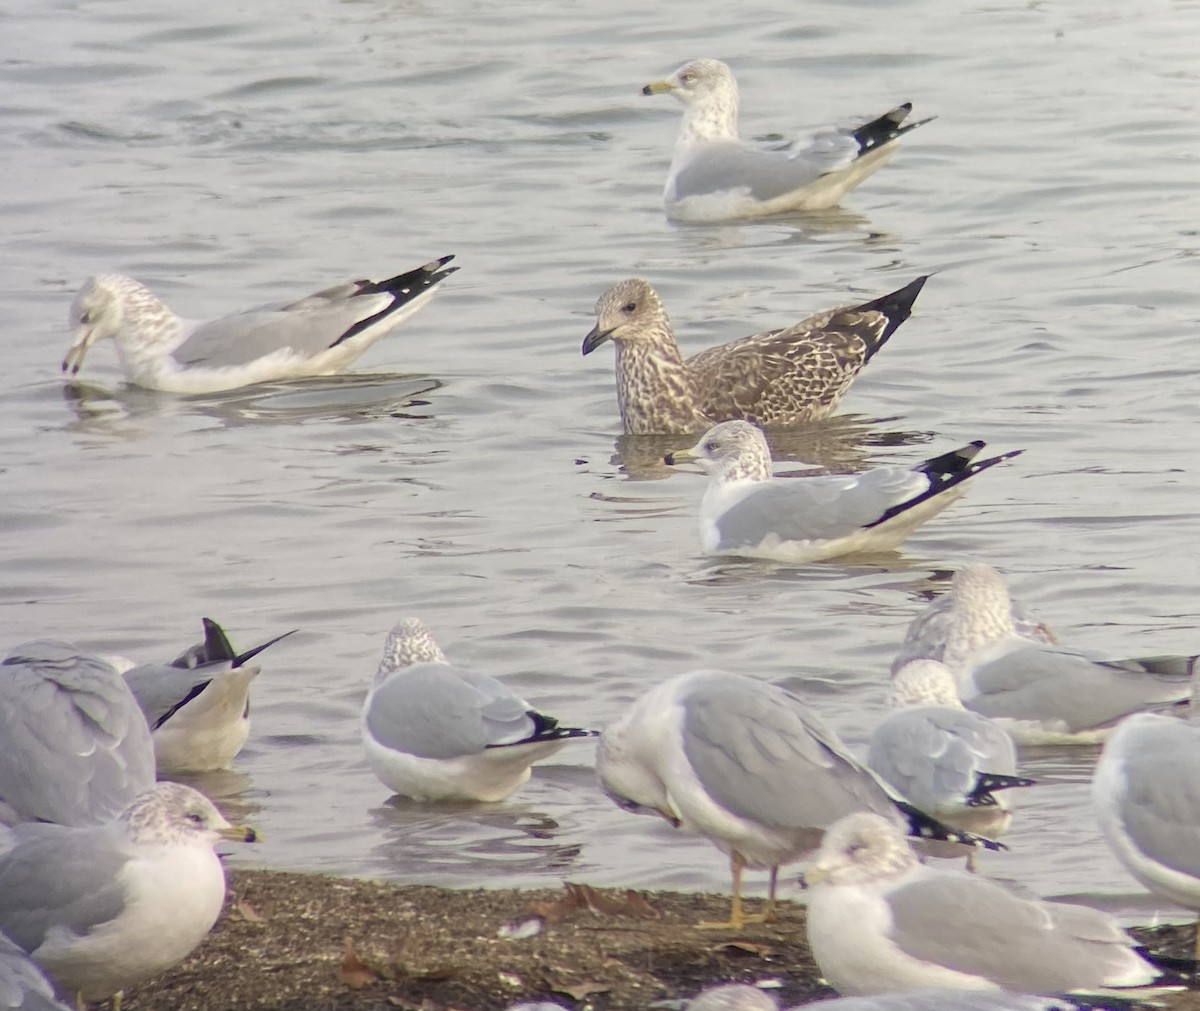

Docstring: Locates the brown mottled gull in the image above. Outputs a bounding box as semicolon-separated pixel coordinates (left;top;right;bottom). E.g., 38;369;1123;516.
582;275;927;435
642;58;933;222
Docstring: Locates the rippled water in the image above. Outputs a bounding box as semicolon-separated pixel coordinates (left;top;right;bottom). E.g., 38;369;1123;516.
4;0;1200;922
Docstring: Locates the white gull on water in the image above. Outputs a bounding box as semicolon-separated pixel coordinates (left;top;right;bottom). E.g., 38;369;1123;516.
62;255;457;393
664;422;1022;563
642;59;933;222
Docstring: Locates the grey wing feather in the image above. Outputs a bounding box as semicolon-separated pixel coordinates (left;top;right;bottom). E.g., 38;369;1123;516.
673;138;855;202
0;932;71;1011
807;991;1089;1011
365;664;534;760
0;643;155;827
968;645;1190;731
122;663;211;729
0;826;129;954
714;468;925;550
681;673;895;831
886;874;1140;991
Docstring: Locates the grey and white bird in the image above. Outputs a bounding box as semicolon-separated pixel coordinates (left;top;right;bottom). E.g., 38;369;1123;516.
804;812;1170;996
642;59;933;222
0;782;256;1005
597;669;1001;930
664;422;1022;563
122;618;296;774
362;618;597;803
62;255;458;393
0;641;155;828
1092;710;1200;958
686;983;1137;1011
868;658;1034;868
582;275;926;435
929;564;1196;744
0;933;72;1011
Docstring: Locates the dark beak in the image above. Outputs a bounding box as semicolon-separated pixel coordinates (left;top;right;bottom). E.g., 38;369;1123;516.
582;325;614;356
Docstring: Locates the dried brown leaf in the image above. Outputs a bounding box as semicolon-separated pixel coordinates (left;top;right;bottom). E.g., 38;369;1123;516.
340;938;382;990
715;941;775;957
553;981;611;1001
234;900;266;923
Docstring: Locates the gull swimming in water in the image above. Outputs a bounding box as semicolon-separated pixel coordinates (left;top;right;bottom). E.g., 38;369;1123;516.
62;255;458;393
642;59;932;222
362;618;598;803
868;658;1035;869
0;641;155;828
664;422;1022;563
920;564;1196;744
582;275;926;435
804;812;1172;996
122;618;297;774
1092;710;1200;958
597;669;1001;930
0;782;256;1006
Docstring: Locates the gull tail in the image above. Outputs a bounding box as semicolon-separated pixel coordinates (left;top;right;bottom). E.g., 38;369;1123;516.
335;254;459;347
853;275;930;360
893;799;1006;851
966;771;1038;807
487;711;600;750
851;103;937;156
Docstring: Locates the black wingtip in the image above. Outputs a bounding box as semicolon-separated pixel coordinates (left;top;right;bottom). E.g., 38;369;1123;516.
966;772;1038;807
854;275;931;356
850;103;935;155
201;618;237;663
894;799;1007;851
233;628;299;668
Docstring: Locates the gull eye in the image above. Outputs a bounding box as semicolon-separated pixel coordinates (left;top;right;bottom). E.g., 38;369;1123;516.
621;301;637;314
616;797;641;812
80;311;92;325
681;72;696;83
703;440;718;453
187;812;206;826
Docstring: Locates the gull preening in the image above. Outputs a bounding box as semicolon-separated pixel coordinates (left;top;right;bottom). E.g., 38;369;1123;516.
804;812;1172;996
583;276;926;435
597;669;1001;930
664;422;1022;563
0;782;256;1005
362;618;597;803
62;255;458;393
642;59;933;222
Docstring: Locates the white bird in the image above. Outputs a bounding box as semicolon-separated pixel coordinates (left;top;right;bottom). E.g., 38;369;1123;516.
804;812;1171;996
362;618;597;803
0;641;155;828
642;59;932;222
868;658;1034;869
685;983;1133;1011
927;564;1196;744
665;422;1022;563
122;618;296;774
62;255;457;393
0;782;256;1005
1092;710;1200;959
597;669;1000;930
582;275;927;435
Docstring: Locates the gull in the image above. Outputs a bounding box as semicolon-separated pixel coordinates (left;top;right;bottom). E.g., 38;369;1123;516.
0;641;155;828
597;669;1001;931
642;59;932;222
582;275;926;435
868;658;1035;869
0;782;256;1007
0;933;72;1011
62;254;458;393
804;812;1172;996
928;564;1196;744
686;984;1136;1011
122;618;297;774
1092;710;1200;958
664;422;1022;563
362;618;598;802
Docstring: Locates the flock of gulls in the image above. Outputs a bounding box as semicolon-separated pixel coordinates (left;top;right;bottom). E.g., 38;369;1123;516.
7;54;1196;1011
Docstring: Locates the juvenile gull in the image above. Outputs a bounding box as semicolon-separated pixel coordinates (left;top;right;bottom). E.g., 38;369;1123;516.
868;658;1034;869
664;422;1022;563
583;275;926;435
0;782;256;1005
123;618;297;774
1092;710;1200;958
0;641;155;828
804;812;1170;996
927;564;1196;744
362;618;598;802
62;255;458;393
643;59;932;222
597;669;1001;930
0;933;72;1011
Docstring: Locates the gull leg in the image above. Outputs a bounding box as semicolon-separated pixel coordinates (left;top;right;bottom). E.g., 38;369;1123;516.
112;992;123;1011
762;865;779;921
699;852;768;929
965;849;978;874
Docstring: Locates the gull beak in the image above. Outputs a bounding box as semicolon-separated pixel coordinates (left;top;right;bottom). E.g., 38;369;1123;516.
62;327;97;376
663;442;701;466
642;79;675;96
218;823;260;843
801;864;829;887
581;324;615;356
655;806;682;829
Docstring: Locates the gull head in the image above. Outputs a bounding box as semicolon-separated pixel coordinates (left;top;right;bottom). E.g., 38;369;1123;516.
888;658;964;710
596;717;682;829
642;58;737;109
63;276;125;376
582;278;671;355
375;617;449;685
120;782;258;846
804;812;918;888
664;420;773;483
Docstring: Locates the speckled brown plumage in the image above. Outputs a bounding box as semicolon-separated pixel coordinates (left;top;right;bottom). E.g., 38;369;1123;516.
582;275;927;435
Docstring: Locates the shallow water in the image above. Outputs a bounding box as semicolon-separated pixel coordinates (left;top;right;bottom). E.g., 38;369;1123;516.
3;0;1200;923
